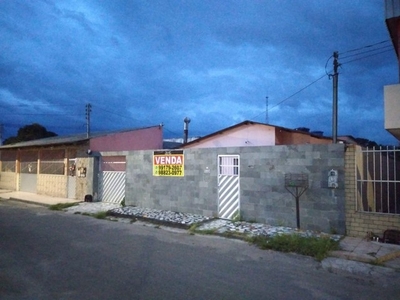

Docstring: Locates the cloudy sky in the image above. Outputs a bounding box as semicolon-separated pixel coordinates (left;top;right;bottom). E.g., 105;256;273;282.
0;0;398;145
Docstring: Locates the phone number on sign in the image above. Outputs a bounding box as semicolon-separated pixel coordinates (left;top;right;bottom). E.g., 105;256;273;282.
155;165;183;176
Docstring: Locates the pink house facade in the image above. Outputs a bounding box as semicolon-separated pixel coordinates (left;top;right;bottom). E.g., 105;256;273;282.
89;126;163;152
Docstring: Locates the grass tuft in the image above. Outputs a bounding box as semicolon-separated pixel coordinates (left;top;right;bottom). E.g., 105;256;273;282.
247;233;339;261
92;211;108;219
188;223;200;233
200;228;218;235
49;202;79;211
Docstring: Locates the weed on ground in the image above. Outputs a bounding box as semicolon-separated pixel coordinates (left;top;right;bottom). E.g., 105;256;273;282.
49;202;79;211
91;211;108;219
247;234;339;261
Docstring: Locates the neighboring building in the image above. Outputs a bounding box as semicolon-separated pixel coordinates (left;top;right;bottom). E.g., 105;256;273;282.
163;137;200;149
337;135;360;145
0;125;163;202
179;120;333;149
384;0;400;141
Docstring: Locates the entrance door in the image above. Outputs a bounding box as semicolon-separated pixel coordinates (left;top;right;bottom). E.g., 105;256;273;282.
99;156;126;204
218;155;240;220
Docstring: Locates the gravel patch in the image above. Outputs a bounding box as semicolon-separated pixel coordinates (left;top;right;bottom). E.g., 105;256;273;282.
64;203;342;240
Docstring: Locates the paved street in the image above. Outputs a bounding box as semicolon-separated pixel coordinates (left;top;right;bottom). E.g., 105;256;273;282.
0;200;399;300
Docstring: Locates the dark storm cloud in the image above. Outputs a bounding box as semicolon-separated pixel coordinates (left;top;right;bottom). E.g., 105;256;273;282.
0;0;398;144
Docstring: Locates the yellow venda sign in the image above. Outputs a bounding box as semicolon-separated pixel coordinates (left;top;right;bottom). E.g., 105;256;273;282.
153;150;184;177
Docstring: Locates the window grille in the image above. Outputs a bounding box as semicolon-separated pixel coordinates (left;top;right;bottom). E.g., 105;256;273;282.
40;149;65;175
356;146;400;215
219;155;239;176
20;151;38;174
1;150;17;172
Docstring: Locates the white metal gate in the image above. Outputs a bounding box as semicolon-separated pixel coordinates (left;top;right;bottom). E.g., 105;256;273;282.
99;156;126;204
218;155;240;220
19;151;38;193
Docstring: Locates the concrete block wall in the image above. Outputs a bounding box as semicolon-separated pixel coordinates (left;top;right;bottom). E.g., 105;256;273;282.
237;144;345;233
125;144;346;234
345;145;400;237
126;148;220;216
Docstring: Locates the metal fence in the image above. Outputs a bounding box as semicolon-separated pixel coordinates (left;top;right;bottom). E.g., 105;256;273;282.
356;146;400;214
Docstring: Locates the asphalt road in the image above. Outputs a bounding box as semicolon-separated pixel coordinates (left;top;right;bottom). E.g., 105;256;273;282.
0;200;399;300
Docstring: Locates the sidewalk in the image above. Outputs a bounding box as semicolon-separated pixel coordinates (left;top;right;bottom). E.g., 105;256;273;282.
327;236;400;274
1;189;400;275
0;189;81;206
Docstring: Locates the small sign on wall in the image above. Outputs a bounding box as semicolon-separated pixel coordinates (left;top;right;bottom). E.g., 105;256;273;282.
153;150;184;177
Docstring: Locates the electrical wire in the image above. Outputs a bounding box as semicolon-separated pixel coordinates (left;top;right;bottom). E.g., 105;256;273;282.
94;105;136;120
250;73;328;121
255;40;394;125
341;49;393;65
325;54;334;76
338;39;391;55
162;126;180;136
340;44;392;60
268;74;327;111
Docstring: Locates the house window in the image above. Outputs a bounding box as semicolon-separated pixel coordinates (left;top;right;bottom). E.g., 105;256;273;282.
1;150;17;172
356;147;400;215
40;149;65;175
20;151;38;174
218;155;239;176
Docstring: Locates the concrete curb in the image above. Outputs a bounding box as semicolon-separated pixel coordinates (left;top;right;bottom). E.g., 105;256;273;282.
376;250;400;264
3;197;52;207
321;257;397;277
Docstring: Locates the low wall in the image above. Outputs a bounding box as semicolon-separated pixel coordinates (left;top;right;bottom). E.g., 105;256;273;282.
126;144;346;234
37;174;68;198
0;172;16;190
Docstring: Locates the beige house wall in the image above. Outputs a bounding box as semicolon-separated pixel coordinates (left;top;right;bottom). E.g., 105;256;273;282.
345;145;400;237
0;172;17;190
37;174;68;198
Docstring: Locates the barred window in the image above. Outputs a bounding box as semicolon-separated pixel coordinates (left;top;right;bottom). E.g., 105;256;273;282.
20;151;38;174
218;155;239;176
356;147;400;215
1;150;17;172
40;149;65;175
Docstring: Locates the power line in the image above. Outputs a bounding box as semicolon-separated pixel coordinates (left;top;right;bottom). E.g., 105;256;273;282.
268;74;327;111
340;44;392;60
250;73;327;121
94;105;136;120
339;39;391;55
341;49;393;65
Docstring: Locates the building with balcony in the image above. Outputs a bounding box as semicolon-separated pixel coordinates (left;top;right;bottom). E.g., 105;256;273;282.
385;0;400;141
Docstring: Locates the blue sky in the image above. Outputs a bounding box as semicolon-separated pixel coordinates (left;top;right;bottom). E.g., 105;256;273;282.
0;0;398;145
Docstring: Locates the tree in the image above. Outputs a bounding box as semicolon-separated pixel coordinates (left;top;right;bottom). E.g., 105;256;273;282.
3;123;57;145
